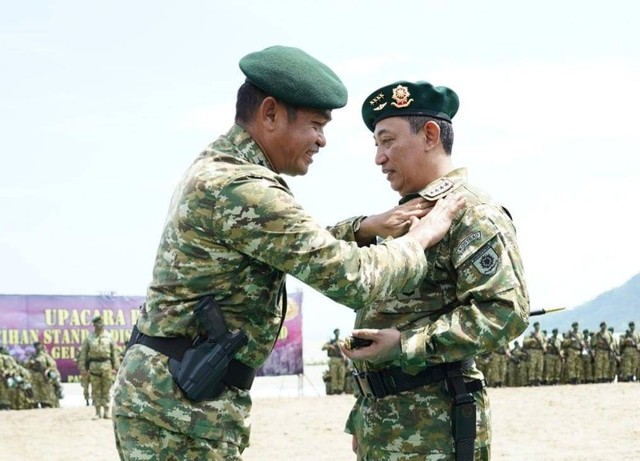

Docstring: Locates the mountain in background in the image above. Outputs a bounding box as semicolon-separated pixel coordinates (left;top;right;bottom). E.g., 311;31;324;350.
532;272;640;335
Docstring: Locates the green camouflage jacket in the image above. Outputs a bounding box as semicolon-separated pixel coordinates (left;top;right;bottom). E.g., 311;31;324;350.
343;168;529;459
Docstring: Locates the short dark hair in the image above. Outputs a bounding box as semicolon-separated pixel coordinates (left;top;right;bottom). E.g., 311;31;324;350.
404;116;454;155
235;81;299;125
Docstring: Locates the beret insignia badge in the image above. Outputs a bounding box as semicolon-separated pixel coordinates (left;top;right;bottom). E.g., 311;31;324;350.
369;93;387;111
391;84;413;108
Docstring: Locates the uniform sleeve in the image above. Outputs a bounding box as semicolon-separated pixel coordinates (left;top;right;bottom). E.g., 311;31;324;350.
399;203;529;370
207;176;429;310
326;216;365;242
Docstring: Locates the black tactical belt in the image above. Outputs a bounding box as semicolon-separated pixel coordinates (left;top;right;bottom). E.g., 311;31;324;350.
128;326;256;391
352;358;482;399
88;357;111;363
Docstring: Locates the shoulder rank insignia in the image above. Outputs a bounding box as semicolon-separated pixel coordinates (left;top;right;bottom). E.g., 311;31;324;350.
422;178;454;200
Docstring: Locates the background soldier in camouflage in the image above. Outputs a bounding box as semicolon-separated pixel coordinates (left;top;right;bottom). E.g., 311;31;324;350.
620;321;640;381
342;80;529;461
26;341;61;408
487;345;510;387
79;315;117;419
562;322;585;384
582;329;594;383
591;322;614;383
322;328;347;395
0;345;13;410
522;322;546;386
111;46;464;461
544;328;563;385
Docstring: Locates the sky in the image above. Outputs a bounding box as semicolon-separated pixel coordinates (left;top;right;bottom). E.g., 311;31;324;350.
1;1;639;346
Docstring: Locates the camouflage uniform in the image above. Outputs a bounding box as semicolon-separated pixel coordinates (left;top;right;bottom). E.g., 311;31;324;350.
507;341;528;387
26;343;61;408
561;324;585;384
486;345;509;387
544;330;563;385
112;124;432;459
591;324;614;383
620;322;640;381
0;347;14;409
322;330;347;395
344;169;529;460
79;316;117;418
581;331;594;383
522;324;546;386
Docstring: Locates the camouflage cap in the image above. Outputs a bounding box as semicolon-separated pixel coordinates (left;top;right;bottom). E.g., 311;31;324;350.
362;80;459;132
239;45;348;110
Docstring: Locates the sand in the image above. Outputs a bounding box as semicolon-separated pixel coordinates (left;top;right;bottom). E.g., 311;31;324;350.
1;382;639;460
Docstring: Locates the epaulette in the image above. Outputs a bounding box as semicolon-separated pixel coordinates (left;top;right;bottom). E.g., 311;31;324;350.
422;178;455;200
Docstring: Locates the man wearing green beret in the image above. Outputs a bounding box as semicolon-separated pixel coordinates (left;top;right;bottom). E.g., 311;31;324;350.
112;47;465;460
342;80;530;460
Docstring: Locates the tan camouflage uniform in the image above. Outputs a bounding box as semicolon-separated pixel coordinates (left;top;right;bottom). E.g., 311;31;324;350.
112;124;433;460
79;321;117;418
343;169;529;460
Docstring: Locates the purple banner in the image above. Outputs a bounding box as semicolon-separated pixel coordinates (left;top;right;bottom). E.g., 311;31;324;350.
0;295;143;382
257;290;304;376
1;291;304;381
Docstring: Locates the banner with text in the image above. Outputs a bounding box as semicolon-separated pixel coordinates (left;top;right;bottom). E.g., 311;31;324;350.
0;292;303;382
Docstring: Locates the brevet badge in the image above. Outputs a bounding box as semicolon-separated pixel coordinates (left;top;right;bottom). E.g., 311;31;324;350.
369;93;387;111
391;85;413;108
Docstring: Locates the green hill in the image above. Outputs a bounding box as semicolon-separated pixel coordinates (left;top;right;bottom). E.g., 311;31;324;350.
532;272;640;335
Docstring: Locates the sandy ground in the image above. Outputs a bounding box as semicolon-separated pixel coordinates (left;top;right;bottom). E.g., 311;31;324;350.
1;375;639;461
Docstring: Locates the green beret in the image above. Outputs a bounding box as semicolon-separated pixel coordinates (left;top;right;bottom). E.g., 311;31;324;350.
533;321;540;327
600;321;606;327
239;45;347;110
92;315;103;325
629;321;635;326
571;321;578;327
362;80;459;132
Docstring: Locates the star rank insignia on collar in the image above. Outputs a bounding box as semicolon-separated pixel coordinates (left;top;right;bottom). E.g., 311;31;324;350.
422;178;454;200
391;84;413;108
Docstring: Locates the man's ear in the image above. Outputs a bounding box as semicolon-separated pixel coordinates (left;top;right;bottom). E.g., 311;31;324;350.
258;97;279;130
424;120;441;149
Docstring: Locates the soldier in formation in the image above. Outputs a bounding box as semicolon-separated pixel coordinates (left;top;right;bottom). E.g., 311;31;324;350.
79;315;118;419
321;328;350;395
25;341;63;408
483;320;639;388
0;344;36;409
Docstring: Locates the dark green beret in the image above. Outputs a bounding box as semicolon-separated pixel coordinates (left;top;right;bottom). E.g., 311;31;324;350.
92;315;103;324
600;321;606;327
629;321;635;326
239;45;347;110
571;321;578;327
533;321;540;327
362;80;459;132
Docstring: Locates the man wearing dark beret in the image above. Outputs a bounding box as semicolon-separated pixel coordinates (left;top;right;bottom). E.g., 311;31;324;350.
342;80;530;460
112;48;465;460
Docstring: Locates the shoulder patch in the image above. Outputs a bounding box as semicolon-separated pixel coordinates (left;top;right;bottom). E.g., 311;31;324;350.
422;178;454;200
471;244;499;275
456;231;482;254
